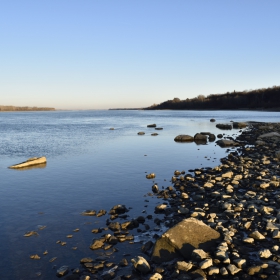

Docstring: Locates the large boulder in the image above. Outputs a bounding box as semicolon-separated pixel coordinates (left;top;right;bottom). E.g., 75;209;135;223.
151;218;220;263
216;124;232;130
9;157;47;169
174;135;194;142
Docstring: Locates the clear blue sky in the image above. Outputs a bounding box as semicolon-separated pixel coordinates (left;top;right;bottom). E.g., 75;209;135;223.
1;1;279;109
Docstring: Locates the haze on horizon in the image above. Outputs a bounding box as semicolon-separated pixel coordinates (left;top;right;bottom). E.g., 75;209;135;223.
1;1;279;110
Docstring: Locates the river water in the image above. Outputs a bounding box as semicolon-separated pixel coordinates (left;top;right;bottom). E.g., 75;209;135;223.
0;110;279;279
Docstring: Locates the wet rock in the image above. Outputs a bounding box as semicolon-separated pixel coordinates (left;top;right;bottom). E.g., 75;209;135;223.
109;205;129;214
138;132;145;135
151;133;158;136
131;256;150;274
90;239;104;250
155;127;163;130
146;173;156;179
152;184;159;193
119;258;128;267
56;265;69;277
210;119;216;122
209;134;216;141
259;249;272;258
216;124;232;130
233;122;247;129
216;139;239;147
174;135;194;142
147;124;156;128
227;264;241;275
151;218;220;263
192;249;209;261
24;231;38;237
194;133;208;141
108;222;121;231
199;258;213;269
249;230;265;240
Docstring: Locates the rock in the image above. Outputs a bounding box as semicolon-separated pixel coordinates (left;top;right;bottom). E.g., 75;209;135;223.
131;256;150;274
210;119;216;122
216;140;239;147
176;261;193;272
217;134;223;138
258;132;280;138
56;265;69;277
147;124;156;128
138;132;145;135
227;264;241;275
81;210;96;216
276;150;280;159
216;124;232;130
151;133;158;136
152;184;159;193
146;173;156;179
90;239;104;250
194;133;208;141
109;128;114;130
209;134;216;141
109;204;129;214
108;222;121;231
155;127;163;130
233;122;247;129
249;231;265;240
248;265;263;275
9;156;47;169
259;249;272;258
155;204;167;213
149;273;162;280
151;218;220;263
199;258;213;269
174;135;194;142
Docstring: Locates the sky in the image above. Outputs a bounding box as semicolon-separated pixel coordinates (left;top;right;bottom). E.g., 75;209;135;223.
1;1;280;110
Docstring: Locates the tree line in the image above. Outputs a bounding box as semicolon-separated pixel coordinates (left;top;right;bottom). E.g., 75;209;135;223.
146;86;280;110
0;105;55;111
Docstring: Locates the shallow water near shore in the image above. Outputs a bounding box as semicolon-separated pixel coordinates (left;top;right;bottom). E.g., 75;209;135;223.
0;110;279;279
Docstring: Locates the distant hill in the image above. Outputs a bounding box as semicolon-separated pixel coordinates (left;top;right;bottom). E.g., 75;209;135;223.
145;85;280;110
0;105;55;111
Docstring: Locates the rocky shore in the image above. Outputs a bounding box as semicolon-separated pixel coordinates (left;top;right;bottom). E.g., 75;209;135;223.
32;122;280;279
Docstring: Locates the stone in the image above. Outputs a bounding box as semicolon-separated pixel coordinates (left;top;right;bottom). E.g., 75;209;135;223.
151;133;158;136
192;249;209;261
176;261;193;272
249;231;265;240
56;265;69;277
194;133;208;141
147;124;156;128
199;258;213;269
138;132;145;135
208;267;219;275
149;273;162;280
174;135;194;142
9;156;47;169
216;140;239;147
146;173;156;179
109;204;129;214
209;134;216;141
151;218;220;263
210;119;216;122
152;184;159;193
131;256;150;274
82;210;96;216
216;124;232;130
227;264;241;275
248;265;263;275
258;132;280;139
90;239;104;250
233;122;247;129
259;249;272;258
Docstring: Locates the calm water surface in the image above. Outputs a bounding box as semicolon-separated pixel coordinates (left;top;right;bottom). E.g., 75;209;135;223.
0;110;279;279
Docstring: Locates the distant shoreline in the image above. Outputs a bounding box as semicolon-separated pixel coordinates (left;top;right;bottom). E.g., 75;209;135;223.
0;105;55;112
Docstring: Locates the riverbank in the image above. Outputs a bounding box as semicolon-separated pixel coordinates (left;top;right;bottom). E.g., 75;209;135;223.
49;121;280;279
